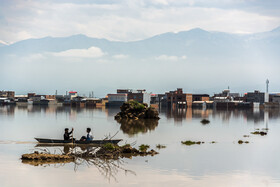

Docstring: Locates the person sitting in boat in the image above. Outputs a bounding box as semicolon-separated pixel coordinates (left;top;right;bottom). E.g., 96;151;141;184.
80;128;93;141
64;128;74;141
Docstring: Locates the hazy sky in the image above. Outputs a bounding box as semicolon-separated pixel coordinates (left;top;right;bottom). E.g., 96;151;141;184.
0;0;280;44
0;0;279;97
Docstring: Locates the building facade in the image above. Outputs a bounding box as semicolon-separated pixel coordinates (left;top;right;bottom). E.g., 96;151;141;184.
0;91;15;98
245;90;265;104
107;93;128;107
166;88;192;108
192;94;210;102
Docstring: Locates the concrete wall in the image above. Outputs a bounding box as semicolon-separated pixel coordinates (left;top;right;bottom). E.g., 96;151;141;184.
108;94;127;102
143;93;151;106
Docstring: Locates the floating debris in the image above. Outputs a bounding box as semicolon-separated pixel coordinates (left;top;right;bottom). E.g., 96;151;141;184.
200;119;210;125
210;141;217;144
181;140;205;146
238;140;243;144
238;140;249;144
243;135;250;138
156;144;166;149
251;131;267;136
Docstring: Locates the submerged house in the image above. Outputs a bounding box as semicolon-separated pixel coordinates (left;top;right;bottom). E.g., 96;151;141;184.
106;89;151;107
166;88;192;108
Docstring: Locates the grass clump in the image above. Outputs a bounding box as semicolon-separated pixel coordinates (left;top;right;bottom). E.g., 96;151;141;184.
128;100;145;111
181;140;204;146
251;131;267;136
139;144;150;152
238;140;249;144
103;143;116;150
121;144;131;148
200;119;210;125
156;144;166;149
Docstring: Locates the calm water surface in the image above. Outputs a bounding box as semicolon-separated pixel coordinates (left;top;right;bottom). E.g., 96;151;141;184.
0;105;280;187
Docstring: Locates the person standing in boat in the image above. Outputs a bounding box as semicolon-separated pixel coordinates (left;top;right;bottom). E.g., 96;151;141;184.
80;128;93;141
64;128;74;140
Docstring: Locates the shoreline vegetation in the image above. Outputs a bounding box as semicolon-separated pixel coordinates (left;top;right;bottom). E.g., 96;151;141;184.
21;143;159;165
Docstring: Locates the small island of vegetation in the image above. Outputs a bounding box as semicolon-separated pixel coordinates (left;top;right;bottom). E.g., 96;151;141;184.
114;100;160;120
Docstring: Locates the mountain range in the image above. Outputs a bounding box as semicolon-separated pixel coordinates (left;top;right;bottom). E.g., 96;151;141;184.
1;27;280;58
0;27;279;96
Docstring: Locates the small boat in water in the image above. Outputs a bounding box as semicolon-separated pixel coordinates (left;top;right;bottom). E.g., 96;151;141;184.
35;138;122;145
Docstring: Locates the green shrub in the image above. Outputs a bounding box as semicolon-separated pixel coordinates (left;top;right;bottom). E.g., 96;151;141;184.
139;144;150;152
103;143;116;150
128;100;145;111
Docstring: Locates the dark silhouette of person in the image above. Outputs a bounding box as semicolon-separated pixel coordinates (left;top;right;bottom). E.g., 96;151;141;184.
64;128;74;140
80;128;93;141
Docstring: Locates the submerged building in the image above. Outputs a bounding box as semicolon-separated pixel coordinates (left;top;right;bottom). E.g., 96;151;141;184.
166;88;192;108
245;90;265;104
106;89;151;107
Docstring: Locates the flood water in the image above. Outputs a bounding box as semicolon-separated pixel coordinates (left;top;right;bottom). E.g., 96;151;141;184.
0;105;280;187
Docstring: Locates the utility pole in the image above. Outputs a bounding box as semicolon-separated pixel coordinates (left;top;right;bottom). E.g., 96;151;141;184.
265;79;269;103
266;79;269;93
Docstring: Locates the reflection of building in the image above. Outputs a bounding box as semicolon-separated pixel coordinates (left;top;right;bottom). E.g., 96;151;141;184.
166;88;192;108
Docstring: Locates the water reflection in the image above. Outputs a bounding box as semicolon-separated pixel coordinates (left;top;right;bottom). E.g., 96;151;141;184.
116;119;159;136
22;145;136;182
1;105;280;131
1;105;280;186
1;105;280;124
159;107;280;124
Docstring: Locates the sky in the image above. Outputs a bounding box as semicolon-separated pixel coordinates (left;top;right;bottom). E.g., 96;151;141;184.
0;0;279;97
0;0;280;44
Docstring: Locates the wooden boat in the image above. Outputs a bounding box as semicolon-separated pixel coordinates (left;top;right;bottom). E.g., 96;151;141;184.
35;138;122;145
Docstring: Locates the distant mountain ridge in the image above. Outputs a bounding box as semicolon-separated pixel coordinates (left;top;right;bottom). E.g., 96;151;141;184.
0;27;279;58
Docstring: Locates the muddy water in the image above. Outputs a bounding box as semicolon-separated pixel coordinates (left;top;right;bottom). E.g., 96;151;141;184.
0;105;280;187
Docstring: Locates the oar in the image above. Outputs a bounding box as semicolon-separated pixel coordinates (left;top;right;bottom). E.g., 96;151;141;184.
72;128;74;151
72;128;74;144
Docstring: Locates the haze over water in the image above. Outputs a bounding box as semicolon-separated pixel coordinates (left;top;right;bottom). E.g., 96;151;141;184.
0;105;280;187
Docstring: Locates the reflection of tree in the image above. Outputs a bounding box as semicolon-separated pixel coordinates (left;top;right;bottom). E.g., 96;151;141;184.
117;119;159;136
74;157;136;182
